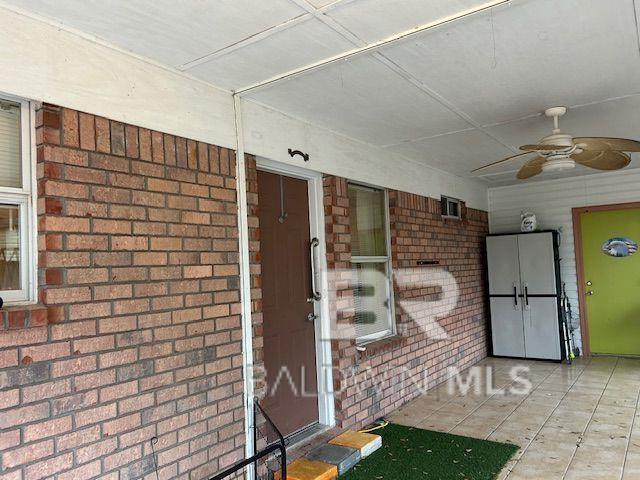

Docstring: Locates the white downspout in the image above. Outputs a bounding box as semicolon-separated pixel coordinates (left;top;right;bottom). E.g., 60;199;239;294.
233;94;255;479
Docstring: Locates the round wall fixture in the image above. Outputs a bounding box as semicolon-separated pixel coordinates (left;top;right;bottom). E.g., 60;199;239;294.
602;237;638;257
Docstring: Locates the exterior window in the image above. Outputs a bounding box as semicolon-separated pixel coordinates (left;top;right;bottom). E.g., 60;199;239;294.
348;183;394;342
0;97;35;304
441;195;462;219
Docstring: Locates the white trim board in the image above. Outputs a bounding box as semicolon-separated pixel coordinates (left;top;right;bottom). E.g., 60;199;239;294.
255;157;336;430
242;100;489;211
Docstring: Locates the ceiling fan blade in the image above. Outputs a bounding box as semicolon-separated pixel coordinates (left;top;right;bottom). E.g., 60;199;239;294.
573;137;640;152
519;144;568;152
517;156;546;179
572;150;631;170
471;151;535;173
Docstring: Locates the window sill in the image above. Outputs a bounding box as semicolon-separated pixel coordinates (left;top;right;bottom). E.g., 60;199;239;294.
356;334;405;357
0;304;48;330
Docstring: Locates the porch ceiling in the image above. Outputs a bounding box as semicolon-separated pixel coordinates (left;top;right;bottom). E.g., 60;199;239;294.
5;0;640;186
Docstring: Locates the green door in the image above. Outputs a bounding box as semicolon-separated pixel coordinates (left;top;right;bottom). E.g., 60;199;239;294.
581;208;640;355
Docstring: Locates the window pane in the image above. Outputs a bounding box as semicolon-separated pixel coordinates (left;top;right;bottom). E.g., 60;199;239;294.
348;184;386;256
0;101;22;188
0;205;20;290
353;262;390;339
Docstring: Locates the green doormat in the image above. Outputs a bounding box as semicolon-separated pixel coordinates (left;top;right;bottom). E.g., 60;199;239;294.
340;423;518;480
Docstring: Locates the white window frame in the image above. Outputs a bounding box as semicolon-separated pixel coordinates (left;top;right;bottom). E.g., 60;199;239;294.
349;183;396;344
441;195;462;220
0;94;37;305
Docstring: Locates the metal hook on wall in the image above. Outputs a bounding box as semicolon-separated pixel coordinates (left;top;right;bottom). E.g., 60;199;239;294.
288;148;309;162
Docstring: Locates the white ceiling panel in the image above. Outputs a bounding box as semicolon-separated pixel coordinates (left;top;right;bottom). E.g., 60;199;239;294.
245;54;472;146
381;0;640;125
307;0;341;7
3;0;304;67
327;0;493;42
386;129;513;176
186;18;353;91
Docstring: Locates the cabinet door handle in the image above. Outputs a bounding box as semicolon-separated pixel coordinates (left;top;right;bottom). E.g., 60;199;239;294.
523;283;529;309
513;284;518;308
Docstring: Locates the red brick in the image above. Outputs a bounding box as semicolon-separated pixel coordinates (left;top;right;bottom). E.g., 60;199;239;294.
139;128;152;161
151;131;164;163
91;185;131;204
25;452;73;480
20;342;70;363
78;112;96;150
0;389;19;409
0;402;49;428
23;416;73;442
61;109;79;147
0;429;20;451
67;267;109;284
93;219;131;234
22;378;71;403
41;216;90;233
57;461;101;480
66;234;108;250
0;349;18;368
113;298;150;315
0;328;48;349
44;286;91;304
2;439;54;469
110;121;125;156
125;125;139;158
74;402;117;428
112;236;148;250
51;355;97;377
69;302;111;320
94;284;133;300
73;335;115;354
95;116;111;153
89;152;130;173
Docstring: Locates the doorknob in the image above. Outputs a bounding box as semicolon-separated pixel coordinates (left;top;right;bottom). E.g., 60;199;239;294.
307;313;318;322
586;281;592;286
586;290;594;296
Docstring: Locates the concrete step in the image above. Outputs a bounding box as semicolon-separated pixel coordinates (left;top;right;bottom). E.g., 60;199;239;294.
328;430;382;458
273;458;338;480
275;430;382;480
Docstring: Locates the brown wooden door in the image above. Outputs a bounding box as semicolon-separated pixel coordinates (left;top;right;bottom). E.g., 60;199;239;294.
258;170;319;437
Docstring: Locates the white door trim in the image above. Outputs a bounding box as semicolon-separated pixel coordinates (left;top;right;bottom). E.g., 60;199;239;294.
255;156;336;429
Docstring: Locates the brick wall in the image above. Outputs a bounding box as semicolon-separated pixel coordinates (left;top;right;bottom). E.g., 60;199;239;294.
0;104;245;480
325;179;490;430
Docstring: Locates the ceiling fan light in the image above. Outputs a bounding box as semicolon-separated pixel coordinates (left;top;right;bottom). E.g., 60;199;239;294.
541;158;576;173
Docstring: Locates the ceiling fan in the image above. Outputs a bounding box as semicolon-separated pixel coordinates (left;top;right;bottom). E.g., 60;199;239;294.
473;106;640;179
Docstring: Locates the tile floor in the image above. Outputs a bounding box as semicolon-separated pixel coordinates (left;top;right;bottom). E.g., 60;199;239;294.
386;356;640;480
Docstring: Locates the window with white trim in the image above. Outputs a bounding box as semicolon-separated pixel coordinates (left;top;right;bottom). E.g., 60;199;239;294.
348;183;395;343
0;97;36;304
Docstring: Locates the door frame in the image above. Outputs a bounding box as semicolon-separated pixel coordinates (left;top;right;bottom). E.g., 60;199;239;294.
572;201;640;356
255;156;335;430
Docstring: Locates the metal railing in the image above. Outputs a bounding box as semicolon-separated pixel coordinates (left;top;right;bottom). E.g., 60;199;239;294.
210;401;287;480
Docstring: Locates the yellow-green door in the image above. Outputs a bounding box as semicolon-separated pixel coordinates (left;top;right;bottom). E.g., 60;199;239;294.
581;208;640;355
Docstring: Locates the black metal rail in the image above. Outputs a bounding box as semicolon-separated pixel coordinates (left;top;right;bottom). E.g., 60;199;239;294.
209;401;287;480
